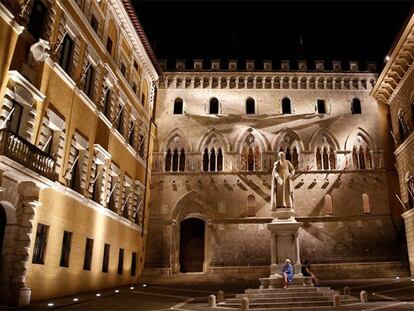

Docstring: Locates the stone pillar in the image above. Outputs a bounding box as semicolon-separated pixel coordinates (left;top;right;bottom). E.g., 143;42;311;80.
266;208;303;286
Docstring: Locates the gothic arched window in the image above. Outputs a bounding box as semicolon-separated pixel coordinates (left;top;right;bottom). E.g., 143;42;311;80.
210;148;216;171
165;149;172;171
179;149;185;171
282;97;292;114
316;147;322;170
172;149;179;172
203;148;209;172
254;146;261;171
358;146;366;169
329;147;336;170
352;146;359;169
247;147;254;171
217;148;223;171
292;146;299;170
322;147;329;170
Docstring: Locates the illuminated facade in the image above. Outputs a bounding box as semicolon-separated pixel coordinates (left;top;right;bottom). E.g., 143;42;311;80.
0;0;159;306
144;59;408;283
372;13;414;277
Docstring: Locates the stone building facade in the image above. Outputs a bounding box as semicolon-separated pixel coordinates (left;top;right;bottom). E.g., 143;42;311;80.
0;0;159;306
372;13;414;276
144;59;407;282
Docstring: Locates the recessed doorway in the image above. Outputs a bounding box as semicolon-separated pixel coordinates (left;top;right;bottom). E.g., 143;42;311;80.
179;218;205;273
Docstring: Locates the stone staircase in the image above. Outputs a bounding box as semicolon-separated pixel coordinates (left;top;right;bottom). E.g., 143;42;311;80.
221;286;358;310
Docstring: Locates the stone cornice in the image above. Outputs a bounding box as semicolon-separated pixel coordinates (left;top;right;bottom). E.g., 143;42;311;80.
108;0;159;80
161;71;377;90
371;13;414;105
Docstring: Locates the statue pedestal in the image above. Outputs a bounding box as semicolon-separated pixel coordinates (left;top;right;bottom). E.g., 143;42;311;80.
261;209;305;288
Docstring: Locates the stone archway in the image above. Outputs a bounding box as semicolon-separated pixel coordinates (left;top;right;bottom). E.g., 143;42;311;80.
170;191;212;274
179;218;205;272
0;178;40;307
0;202;16;304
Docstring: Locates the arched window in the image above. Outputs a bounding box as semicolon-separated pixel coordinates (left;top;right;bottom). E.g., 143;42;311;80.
241;147;248;171
398;110;409;143
282;97;292;114
254;146;261;171
316;147;322;170
165;149;172;171
351;98;362;114
247;195;256;217
209;98;219;114
179;149;185;171
174;98;183;114
329;147;336;170
352;146;359;169
322;147;329;170
352;141;371;170
217;148;223;171
210;148;216;171
316;146;335;170
246;97;255;114
172;149;179;171
203;148;209;172
324;194;333;215
28;0;47;40
362;193;371;214
240;134;261;171
292;146;299;170
358;146;366;169
247;147;254;171
285;147;292;162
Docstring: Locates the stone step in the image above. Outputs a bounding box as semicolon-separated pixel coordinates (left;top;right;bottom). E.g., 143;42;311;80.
225;300;334;309
227;296;331;303
236;292;325;299
245;287;331;294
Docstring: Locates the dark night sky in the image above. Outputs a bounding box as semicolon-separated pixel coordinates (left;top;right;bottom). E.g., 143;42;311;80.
133;1;414;70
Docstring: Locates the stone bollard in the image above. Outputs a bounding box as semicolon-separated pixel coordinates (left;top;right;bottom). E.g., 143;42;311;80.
240;297;249;310
217;290;224;302
333;294;341;307
344;286;350;296
360;291;368;303
208;295;216;307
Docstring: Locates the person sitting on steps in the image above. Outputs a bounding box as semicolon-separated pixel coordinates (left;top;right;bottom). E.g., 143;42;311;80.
301;259;320;287
282;258;294;289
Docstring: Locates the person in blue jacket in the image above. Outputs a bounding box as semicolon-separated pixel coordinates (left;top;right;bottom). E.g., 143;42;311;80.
282;258;294;288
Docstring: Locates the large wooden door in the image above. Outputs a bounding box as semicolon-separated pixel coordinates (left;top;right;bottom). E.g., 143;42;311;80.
179;218;205;272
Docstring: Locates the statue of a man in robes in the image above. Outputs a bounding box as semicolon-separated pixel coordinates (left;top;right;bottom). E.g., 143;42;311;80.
271;151;296;211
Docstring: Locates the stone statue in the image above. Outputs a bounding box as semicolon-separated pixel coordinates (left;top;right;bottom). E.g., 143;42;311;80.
271;151;295;211
29;39;50;65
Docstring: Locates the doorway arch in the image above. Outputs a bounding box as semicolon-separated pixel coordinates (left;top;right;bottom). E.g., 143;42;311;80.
179;218;205;273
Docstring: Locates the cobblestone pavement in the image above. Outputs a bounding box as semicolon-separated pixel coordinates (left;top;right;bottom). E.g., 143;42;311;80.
11;277;414;310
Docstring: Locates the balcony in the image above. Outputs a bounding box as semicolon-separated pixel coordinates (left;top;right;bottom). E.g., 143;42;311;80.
0;128;58;181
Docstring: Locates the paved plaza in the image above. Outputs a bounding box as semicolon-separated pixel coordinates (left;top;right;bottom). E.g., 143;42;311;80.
9;277;414;311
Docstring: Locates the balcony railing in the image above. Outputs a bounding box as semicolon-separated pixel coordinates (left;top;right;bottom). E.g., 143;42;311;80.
0;128;58;181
